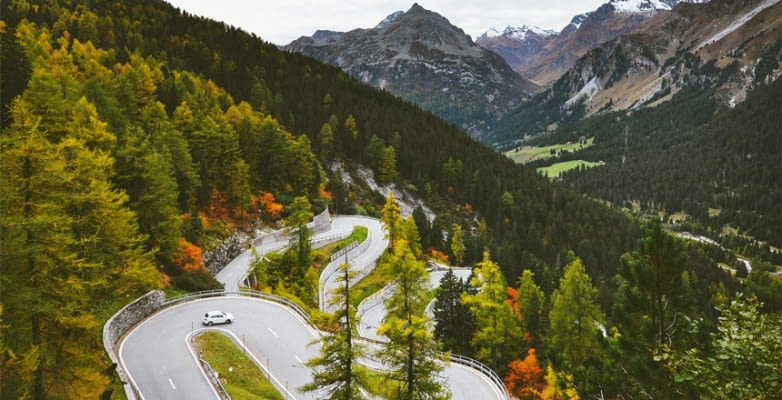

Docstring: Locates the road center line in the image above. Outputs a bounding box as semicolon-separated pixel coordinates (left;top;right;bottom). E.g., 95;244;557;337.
268;327;279;338
168;377;176;390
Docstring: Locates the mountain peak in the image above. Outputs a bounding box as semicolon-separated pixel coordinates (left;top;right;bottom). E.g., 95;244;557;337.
284;3;536;138
408;3;425;12
377;10;404;28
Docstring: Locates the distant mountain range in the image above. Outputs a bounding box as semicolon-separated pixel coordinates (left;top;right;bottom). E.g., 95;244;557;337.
284;3;537;139
477;0;712;86
284;0;780;146
487;0;781;146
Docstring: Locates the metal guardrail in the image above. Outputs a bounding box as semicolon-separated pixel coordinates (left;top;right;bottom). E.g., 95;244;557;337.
313;231;351;248
238;230;350;291
157;289;509;400
318;229;375;311
163;289;313;325
127;214;509;400
345;335;508;400
450;354;510;400
330;240;360;262
199;359;231;400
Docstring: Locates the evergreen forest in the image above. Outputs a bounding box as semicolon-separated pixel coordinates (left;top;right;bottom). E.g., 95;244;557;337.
1;1;779;399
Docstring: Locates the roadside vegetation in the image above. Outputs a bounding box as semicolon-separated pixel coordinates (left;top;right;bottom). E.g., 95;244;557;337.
247;225;369;328
3;2;779;399
194;331;284;400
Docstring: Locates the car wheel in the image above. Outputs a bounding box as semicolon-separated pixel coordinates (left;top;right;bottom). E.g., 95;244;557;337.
226;319;231;324
207;321;213;326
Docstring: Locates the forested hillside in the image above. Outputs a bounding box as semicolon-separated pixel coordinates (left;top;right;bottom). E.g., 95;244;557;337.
1;1;779;399
560;79;782;252
1;0;647;281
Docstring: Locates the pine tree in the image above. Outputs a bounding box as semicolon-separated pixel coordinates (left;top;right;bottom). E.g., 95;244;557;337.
115;135;183;269
402;216;423;257
548;257;604;366
289;134;318;196
377;241;450;400
612;220;693;397
615;219;690;351
433;268;476;356
463;251;523;372
301;260;367;399
450;224;465;266
1;98;157;399
286;196;314;269
140;101;200;211
517;270;545;342
318;121;335;160
378;145;398;183
381;192;404;248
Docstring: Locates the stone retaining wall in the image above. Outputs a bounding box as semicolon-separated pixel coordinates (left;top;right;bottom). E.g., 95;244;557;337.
252;208;332;246
102;290;166;400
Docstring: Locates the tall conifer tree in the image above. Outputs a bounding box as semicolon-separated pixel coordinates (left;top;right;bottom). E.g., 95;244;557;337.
548;257;604;366
377;240;450;400
302;260;367;399
463;251;523;372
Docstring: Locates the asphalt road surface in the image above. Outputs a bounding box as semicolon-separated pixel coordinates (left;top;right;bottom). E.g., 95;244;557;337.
118;215;505;399
358;268;473;342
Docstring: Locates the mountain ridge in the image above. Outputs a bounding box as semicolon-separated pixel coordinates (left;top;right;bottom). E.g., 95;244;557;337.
487;0;782;146
477;0;713;85
284;3;536;139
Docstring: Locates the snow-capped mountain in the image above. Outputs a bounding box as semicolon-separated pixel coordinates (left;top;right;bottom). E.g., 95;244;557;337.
475;26;558;73
477;25;558;42
488;0;781;145
478;0;713;85
609;0;678;13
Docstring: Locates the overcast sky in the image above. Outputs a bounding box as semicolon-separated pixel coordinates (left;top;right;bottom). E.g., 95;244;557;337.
164;0;607;45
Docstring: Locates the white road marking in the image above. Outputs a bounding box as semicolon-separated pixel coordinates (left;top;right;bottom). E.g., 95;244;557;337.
168;378;176;390
268;327;278;338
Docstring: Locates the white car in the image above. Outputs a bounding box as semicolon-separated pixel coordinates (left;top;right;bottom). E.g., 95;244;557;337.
202;310;234;326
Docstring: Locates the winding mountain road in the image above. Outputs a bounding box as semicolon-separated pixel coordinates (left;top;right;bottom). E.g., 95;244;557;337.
117;215;506;399
358;268;473;343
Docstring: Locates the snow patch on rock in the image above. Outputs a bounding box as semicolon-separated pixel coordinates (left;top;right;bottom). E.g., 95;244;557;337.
565;76;602;108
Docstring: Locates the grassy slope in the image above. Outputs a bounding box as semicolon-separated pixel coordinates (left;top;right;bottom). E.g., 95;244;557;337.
505;138;594;164
538;160;605;179
194;332;284;400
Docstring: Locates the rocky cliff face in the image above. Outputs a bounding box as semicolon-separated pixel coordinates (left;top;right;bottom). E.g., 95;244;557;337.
477;0;713;86
284;3;537;139
487;0;782;146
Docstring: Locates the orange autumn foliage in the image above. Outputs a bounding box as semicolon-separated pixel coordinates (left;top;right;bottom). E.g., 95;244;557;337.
175;237;203;272
208;189;230;222
252;191;284;222
524;331;535;346
429;248;449;263
507;286;522;321
318;183;333;199
505;348;545;400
